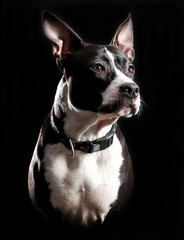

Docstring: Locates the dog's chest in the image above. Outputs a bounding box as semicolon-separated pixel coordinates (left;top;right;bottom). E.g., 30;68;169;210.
43;135;123;225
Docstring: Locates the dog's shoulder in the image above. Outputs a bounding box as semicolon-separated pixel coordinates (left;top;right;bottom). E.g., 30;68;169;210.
113;125;134;211
28;113;60;218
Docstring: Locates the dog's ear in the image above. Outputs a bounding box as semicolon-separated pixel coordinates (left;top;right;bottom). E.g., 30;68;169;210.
42;11;82;60
111;14;134;62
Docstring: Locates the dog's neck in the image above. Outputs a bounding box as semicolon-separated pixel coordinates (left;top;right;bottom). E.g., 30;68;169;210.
53;78;118;142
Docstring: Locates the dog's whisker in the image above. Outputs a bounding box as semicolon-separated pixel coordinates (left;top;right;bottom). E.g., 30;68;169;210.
140;97;147;107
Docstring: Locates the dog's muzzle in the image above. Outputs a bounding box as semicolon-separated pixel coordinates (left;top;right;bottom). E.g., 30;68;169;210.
117;82;140;117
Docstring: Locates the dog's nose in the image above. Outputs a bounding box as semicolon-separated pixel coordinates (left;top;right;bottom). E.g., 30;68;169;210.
120;83;140;98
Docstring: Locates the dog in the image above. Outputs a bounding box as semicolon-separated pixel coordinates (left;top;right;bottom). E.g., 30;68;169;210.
28;11;141;228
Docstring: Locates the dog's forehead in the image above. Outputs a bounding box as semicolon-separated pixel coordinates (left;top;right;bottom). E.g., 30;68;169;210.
96;45;126;63
74;44;127;65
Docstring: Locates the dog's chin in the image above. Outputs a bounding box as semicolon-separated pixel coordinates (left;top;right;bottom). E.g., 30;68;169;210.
98;103;139;119
115;106;135;118
115;103;140;117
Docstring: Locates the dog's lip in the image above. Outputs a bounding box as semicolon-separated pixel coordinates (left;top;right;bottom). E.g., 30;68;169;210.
98;98;140;118
115;103;138;117
116;105;133;117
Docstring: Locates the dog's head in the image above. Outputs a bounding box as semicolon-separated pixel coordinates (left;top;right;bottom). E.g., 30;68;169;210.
43;11;140;118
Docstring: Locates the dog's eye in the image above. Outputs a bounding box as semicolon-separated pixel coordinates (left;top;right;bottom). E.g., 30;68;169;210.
91;64;104;73
128;65;134;74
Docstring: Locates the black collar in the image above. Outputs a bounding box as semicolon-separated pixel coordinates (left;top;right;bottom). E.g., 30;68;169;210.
50;106;117;156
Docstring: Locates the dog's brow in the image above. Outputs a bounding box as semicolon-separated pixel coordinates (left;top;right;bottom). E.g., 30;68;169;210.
101;56;110;62
104;48;116;68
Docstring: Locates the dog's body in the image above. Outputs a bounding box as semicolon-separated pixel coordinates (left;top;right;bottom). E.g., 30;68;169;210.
28;11;141;227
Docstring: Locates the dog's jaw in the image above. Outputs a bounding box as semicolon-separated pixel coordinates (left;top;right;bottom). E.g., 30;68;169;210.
54;78;116;142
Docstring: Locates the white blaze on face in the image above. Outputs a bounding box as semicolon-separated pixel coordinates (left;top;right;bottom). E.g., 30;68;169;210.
101;48;134;106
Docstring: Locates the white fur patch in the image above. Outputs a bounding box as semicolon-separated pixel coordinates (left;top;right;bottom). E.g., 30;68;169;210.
43;135;123;226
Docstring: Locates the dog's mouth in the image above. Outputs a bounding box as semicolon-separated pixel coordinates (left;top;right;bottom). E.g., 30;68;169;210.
115;104;136;117
99;97;140;118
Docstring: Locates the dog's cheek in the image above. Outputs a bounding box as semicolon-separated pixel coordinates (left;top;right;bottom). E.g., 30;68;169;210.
69;81;103;112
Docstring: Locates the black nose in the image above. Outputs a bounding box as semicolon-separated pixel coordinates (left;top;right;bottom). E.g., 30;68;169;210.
120;83;140;98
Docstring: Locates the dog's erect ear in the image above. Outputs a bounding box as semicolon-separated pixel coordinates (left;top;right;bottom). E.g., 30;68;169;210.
111;14;134;62
42;11;82;60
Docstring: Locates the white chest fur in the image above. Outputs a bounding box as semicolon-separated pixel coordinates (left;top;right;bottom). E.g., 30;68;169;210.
43;135;123;226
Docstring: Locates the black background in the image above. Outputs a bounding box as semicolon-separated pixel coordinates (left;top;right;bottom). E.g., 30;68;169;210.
1;0;184;239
